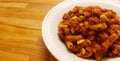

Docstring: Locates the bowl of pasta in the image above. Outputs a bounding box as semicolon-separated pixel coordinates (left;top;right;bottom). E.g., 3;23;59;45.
42;0;120;61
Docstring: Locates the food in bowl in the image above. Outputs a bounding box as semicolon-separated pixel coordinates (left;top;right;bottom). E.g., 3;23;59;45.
58;6;120;60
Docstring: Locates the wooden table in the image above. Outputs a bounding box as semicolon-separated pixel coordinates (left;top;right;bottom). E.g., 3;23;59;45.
0;0;63;61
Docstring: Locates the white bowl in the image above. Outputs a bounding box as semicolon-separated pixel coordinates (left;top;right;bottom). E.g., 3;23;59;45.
42;0;120;61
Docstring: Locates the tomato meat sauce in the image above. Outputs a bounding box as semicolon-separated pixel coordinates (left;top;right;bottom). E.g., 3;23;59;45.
58;6;120;61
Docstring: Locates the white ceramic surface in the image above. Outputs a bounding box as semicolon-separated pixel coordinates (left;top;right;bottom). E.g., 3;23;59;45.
42;0;120;61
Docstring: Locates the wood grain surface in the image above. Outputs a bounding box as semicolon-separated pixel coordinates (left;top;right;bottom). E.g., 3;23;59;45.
0;0;63;61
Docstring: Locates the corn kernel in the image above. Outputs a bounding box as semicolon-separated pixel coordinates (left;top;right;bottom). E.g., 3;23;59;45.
100;14;108;19
81;48;86;54
103;23;108;29
77;39;85;44
71;28;75;34
66;41;73;49
71;16;78;19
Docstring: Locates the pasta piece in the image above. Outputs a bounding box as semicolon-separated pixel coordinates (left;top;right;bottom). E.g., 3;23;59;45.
66;41;74;49
66;35;83;42
88;23;107;30
109;33;118;45
76;47;93;58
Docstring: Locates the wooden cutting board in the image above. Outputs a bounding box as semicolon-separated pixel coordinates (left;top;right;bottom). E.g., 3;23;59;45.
0;0;63;61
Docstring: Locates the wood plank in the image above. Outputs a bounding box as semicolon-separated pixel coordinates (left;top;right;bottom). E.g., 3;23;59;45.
0;17;41;29
0;7;45;29
0;23;40;44
0;40;49;61
0;0;63;4
0;51;29;61
0;0;63;61
0;4;56;29
0;0;42;3
0;2;28;8
26;3;56;16
0;7;42;20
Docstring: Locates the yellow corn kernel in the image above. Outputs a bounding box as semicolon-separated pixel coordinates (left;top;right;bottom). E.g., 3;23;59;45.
100;14;108;19
66;41;73;49
77;39;85;44
103;23;108;29
71;16;78;19
81;48;86;54
71;28;75;34
79;23;84;27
